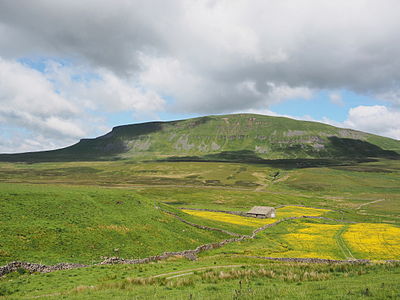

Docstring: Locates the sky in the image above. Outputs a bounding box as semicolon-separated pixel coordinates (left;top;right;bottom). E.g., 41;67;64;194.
1;0;400;153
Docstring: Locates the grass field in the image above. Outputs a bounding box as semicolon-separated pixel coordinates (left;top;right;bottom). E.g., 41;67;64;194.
0;183;228;265
0;157;399;299
1;257;399;299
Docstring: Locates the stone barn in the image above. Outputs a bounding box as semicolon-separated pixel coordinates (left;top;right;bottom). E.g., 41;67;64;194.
247;206;276;218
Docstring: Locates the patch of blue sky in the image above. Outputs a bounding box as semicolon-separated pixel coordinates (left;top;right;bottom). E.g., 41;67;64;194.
0;125;31;140
270;89;381;122
18;57;48;73
17;56;72;73
107;111;136;127
158;111;200;122
18;56;101;83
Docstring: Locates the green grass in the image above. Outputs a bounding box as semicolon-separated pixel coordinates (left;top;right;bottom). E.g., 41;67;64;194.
0;183;228;265
1;257;399;299
0;158;399;265
1;155;400;299
200;219;347;260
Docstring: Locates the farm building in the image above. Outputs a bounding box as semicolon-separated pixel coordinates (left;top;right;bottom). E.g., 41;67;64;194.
247;206;276;218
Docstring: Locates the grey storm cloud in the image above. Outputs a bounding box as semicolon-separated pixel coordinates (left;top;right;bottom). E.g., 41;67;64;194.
1;0;400;113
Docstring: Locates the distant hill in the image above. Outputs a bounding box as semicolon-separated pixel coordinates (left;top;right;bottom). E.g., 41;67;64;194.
1;113;399;163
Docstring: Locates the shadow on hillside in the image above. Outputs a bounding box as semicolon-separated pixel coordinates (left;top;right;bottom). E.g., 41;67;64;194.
327;137;400;159
159;153;371;169
1;134;399;165
0;118;217;163
160;137;400;169
0;121;169;163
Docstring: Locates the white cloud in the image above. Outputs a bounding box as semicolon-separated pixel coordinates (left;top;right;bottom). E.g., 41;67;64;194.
0;58;79;117
0;58;84;139
0;58;166;152
265;82;313;103
1;1;400;151
138;53;313;113
329;93;344;106
44;61;166;114
343;105;400;140
0;129;72;154
244;105;400;140
1;0;400;113
376;90;400;108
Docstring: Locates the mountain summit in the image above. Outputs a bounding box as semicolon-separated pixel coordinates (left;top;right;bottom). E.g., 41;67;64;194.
1;114;399;162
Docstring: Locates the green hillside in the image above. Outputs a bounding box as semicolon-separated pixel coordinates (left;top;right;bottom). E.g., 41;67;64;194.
1;114;399;162
1;159;400;299
0;183;228;265
1;113;400;299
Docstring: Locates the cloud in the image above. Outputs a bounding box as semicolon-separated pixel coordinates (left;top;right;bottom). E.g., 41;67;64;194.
0;58;166;152
1;0;400;114
1;1;400;151
246;105;400;140
44;61;165;114
343;105;400;140
376;90;400;108
329;93;344;106
138;53;313;113
0;129;71;154
0;58;84;138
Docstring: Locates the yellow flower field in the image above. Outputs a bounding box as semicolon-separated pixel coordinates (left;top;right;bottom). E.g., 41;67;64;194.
271;223;345;259
343;223;400;260
182;207;400;260
181;210;276;227
182;206;330;228
276;206;330;218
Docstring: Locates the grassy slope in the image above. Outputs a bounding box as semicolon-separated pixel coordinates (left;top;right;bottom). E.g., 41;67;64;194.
0;183;228;265
0;159;399;264
1;160;399;217
1;257;399;299
0;158;399;298
1;113;400;162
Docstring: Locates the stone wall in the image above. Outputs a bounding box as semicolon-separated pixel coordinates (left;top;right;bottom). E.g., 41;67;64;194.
0;211;391;277
0;262;87;277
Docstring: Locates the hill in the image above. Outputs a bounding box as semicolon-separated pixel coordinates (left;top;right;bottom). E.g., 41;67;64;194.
1;113;400;298
1;113;399;163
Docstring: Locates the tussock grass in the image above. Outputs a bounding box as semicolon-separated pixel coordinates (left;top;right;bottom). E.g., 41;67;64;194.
0;183;227;265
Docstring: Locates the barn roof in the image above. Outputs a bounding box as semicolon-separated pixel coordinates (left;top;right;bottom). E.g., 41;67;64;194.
247;206;275;215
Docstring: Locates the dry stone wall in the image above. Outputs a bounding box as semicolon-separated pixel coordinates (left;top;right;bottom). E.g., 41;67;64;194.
0;211;392;277
0;262;87;277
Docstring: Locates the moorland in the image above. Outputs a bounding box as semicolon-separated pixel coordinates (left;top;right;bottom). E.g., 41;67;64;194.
0;113;399;299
